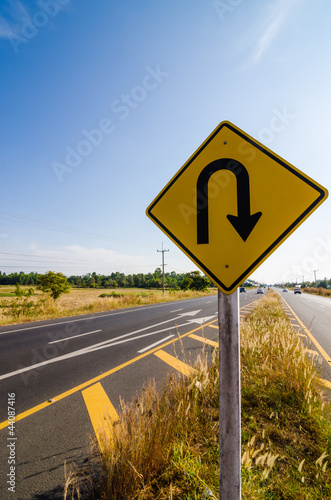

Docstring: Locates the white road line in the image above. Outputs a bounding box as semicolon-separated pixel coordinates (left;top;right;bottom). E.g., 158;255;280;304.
0;322;191;381
0;305;161;335
48;330;102;344
171;308;183;312
0;302;192;336
138;335;175;353
0;314;215;381
85;315;215;354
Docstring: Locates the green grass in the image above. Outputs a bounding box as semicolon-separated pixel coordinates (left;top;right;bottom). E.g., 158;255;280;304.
65;291;331;499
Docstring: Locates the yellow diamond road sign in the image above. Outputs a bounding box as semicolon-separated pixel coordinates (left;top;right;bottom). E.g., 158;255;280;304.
146;121;328;294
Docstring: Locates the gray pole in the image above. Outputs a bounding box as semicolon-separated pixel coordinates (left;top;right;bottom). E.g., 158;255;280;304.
218;287;241;499
157;244;169;294
313;269;318;283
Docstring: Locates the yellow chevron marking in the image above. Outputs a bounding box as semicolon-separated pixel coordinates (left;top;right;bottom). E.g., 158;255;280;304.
154;350;196;376
82;382;119;448
189;333;218;347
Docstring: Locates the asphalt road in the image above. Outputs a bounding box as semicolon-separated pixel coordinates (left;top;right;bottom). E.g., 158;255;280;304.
275;287;331;382
3;287;329;499
0;291;260;499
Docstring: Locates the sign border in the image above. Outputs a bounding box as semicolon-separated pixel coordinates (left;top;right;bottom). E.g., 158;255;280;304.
147;121;328;292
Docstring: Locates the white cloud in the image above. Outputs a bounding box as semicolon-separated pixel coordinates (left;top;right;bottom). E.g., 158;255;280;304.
238;0;305;68
252;8;286;64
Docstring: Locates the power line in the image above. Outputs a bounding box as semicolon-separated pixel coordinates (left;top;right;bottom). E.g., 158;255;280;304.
0;210;156;249
0;251;83;261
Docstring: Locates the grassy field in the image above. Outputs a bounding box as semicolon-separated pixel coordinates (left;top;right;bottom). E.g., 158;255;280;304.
0;286;217;326
65;290;331;499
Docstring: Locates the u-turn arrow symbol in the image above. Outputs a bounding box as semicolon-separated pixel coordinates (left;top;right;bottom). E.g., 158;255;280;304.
196;158;262;243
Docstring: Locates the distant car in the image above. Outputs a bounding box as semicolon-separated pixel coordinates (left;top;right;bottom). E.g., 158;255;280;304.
240;287;246;293
282;288;288;292
257;287;264;294
294;287;302;294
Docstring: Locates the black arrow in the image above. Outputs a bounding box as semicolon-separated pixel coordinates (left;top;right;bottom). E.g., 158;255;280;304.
196;158;262;243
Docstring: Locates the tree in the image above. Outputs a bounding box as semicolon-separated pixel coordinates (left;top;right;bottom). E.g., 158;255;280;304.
87;276;96;288
38;271;70;300
181;271;210;291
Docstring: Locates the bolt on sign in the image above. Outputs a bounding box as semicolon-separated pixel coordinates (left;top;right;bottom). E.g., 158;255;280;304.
146;121;328;294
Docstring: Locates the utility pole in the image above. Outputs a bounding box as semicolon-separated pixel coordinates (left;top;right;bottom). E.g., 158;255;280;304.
313;269;318;284
157;243;169;293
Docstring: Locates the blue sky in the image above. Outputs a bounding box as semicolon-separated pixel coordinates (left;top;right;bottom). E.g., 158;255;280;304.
0;0;330;285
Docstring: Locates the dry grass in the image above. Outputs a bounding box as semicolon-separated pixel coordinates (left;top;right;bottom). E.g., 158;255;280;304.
65;290;331;499
241;292;331;499
303;287;331;297
0;287;217;326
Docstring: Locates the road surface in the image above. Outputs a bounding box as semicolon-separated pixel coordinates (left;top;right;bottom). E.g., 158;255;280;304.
2;288;330;499
0;292;259;499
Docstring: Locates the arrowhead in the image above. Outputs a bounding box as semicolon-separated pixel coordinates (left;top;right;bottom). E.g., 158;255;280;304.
178;309;202;317
187;315;216;325
227;211;262;242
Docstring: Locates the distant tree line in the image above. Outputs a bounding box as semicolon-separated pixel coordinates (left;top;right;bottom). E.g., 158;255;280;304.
0;269;214;291
280;278;331;289
67;269;213;291
1;270;330;291
0;271;39;286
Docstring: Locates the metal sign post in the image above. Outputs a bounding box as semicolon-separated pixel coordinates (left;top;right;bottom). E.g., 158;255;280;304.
218;287;241;499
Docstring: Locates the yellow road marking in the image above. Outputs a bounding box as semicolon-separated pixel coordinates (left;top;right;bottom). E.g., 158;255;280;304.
207;324;219;329
189;333;218;347
154;350;197;376
0;321;210;430
319;378;331;390
82;382;119;448
281;296;331;367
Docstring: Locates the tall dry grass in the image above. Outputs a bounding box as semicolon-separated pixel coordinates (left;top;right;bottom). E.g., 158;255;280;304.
303;286;331;297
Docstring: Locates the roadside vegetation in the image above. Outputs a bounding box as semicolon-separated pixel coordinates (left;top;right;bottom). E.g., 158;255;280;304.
0;285;216;326
303;286;331;298
65;290;331;499
0;269;217;325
